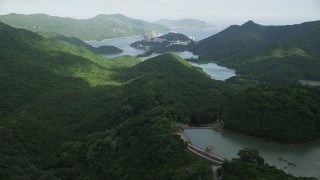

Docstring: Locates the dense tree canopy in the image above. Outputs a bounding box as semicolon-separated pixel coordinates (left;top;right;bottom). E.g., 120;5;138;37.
217;148;316;180
1;19;319;179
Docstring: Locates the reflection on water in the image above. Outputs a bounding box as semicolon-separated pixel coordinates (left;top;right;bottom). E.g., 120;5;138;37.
171;28;225;41
184;128;320;179
139;51;235;81
87;36;145;58
189;62;236;81
86;30;236;81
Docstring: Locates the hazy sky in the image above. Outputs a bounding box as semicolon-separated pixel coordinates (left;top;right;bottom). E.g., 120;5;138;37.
0;0;319;25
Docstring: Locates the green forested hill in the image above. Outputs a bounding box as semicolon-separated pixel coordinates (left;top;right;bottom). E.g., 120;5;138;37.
126;53;209;79
222;85;320;143
1;21;318;179
194;20;320;59
0;13;169;41
226;26;320;84
0;22;218;179
46;34;123;55
218;148;315;180
193;20;320;84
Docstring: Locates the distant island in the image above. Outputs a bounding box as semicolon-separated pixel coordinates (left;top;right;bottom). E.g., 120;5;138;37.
130;32;196;57
155;18;219;29
0;13;170;41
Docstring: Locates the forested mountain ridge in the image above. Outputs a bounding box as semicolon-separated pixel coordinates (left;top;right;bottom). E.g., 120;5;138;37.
39;32;123;55
194;20;320;59
0;22;218;179
1;20;319;179
193;20;320;84
0;13;170;41
222;85;320;143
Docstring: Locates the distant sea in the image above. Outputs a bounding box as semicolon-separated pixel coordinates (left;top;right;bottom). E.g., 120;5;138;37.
170;27;226;41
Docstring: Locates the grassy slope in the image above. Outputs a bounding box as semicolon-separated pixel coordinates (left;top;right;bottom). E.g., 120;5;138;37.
0;13;170;41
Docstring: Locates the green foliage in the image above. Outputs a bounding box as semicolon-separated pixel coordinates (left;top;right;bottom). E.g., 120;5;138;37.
0;22;219;179
222;85;320;143
127;53;210;79
1;20;319;179
218;148;315;180
48;35;123;55
0;13;169;41
194;20;320;59
236;148;264;165
193;20;320;84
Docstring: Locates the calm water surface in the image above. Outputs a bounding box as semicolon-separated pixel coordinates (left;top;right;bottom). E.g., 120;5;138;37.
87;36;145;58
171;27;225;41
184;129;320;179
189;62;236;81
87;28;236;81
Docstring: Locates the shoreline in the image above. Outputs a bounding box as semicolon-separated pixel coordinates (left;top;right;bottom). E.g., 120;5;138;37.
185;125;320;146
85;35;143;42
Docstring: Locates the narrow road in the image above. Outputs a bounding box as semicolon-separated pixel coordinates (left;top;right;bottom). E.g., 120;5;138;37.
212;165;220;180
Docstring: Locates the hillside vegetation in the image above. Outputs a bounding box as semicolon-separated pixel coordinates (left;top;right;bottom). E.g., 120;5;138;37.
218;148;315;180
193;20;320;84
48;34;123;55
1;20;319;179
0;13;169;41
0;22;220;179
222;86;320;143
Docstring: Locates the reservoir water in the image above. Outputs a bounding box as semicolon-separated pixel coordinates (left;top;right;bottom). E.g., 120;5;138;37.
87;36;145;58
86;27;224;58
87;28;236;81
189;62;236;81
184;128;320;179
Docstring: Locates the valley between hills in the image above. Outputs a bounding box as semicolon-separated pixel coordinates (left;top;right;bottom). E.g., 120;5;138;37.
0;13;320;179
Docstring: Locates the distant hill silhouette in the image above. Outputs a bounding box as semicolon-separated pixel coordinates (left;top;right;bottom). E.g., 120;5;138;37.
155;18;218;29
0;13;169;40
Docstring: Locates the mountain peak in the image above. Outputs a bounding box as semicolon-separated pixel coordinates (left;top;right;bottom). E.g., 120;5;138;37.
242;20;259;27
246;20;255;24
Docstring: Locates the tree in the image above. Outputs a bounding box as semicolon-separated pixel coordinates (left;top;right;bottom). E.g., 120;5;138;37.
236;148;265;165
